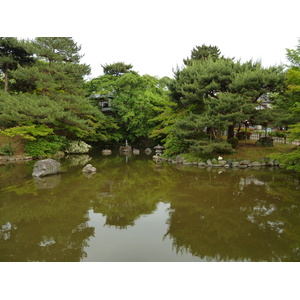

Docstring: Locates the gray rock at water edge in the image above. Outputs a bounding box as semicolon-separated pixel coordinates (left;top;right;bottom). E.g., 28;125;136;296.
32;159;61;177
145;148;152;155
198;162;207;167
206;159;213;166
102;149;112;155
133;149;140;155
218;160;227;166
239;164;248;169
226;159;233;166
176;155;182;163
249;161;261;167
82;164;97;173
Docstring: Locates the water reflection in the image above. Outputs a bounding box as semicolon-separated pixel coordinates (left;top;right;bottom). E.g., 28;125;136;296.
0;154;300;261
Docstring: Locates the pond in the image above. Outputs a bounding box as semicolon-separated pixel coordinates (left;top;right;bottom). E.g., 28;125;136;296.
1;152;300;262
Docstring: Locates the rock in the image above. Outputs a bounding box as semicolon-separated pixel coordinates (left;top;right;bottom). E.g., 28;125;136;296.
145;148;152;155
226;159;232;165
255;137;274;147
65;140;92;154
218;160;227;166
82;164;96;173
238;164;248;169
198;162;207;167
232;162;240;167
133;149;140;155
32;159;61;177
120;146;132;152
102;149;112;155
206;159;212;166
249;161;261;167
212;158;217;164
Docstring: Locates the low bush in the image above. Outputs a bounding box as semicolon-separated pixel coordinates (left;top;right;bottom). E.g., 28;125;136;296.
25;135;68;157
269;147;300;172
236;131;252;140
268;131;287;138
190;141;234;156
227;137;239;149
0;142;16;156
163;135;189;156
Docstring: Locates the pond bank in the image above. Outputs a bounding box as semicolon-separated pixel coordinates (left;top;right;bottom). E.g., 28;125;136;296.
153;155;285;170
0;155;33;163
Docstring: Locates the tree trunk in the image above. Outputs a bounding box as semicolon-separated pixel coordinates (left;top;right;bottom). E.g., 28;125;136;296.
227;124;235;139
4;66;8;93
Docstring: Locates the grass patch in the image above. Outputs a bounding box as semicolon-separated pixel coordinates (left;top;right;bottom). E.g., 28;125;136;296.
221;140;296;161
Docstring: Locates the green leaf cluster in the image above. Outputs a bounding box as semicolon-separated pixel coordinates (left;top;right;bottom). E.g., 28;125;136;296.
85;68;172;143
157;45;286;155
25;135;68;157
0;37;113;144
0;141;15;156
0;124;53;141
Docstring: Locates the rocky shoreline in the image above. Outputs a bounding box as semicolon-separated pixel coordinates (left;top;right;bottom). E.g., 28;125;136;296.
0;155;33;163
153;155;284;169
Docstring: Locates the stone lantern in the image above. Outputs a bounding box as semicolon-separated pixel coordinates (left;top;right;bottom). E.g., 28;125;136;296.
154;145;164;156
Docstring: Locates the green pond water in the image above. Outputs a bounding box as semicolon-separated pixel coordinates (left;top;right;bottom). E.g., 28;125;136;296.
1;152;300;262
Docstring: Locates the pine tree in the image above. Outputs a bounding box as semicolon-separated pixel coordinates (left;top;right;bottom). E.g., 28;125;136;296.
0;37;35;93
1;37;108;141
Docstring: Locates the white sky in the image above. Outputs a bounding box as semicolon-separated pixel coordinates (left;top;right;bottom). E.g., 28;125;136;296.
3;0;300;79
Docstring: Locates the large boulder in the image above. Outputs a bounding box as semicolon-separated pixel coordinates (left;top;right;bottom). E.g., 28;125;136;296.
32;159;61;177
255;137;274;147
65;140;92;154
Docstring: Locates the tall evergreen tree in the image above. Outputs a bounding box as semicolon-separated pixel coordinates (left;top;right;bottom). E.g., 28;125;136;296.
183;44;222;65
101;62;133;76
1;37;108;141
0;37;34;93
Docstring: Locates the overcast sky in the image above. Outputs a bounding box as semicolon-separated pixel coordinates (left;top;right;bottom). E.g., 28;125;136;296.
4;0;300;79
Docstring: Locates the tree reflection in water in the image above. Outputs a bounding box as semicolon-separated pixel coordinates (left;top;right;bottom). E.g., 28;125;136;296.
0;155;300;261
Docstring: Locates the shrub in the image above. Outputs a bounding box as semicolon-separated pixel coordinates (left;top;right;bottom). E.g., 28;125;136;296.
190;141;234;156
0;142;16;156
269;147;300;172
227;137;239;149
163;135;189;156
268;131;287;138
236;131;252;140
25;135;67;157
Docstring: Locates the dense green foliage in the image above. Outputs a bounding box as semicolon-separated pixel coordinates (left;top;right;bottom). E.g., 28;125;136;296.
0;37;35;93
85;66;172;143
0;37;112;155
151;45;287;158
0;37;299;171
268;39;300;171
25;135;68;157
